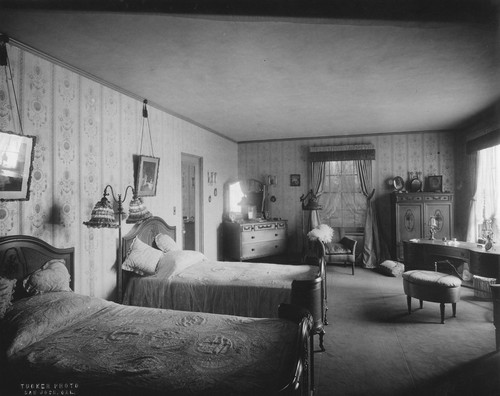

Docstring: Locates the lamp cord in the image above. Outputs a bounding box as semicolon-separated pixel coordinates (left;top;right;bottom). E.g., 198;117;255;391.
139;99;155;157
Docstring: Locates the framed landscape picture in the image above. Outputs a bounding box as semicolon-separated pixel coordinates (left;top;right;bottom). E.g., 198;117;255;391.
0;131;36;201
135;155;160;197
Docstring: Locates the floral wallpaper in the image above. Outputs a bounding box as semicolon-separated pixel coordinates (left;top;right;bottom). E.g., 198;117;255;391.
0;44;238;299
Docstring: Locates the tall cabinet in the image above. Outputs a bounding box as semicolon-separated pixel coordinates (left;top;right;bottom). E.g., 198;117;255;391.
391;192;454;261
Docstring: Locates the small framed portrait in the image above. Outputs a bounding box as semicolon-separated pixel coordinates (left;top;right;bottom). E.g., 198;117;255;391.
427;175;443;192
135;155;160;197
0;131;36;201
290;174;301;187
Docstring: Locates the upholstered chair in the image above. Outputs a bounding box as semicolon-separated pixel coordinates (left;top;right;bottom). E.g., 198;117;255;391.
322;227;357;275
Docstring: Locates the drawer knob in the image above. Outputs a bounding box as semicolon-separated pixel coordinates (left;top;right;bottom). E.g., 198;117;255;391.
251;236;255;239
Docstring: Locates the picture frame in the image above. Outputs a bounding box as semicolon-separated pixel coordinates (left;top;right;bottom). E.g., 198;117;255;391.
290;174;301;187
0;131;36;201
135;155;160;197
427;175;443;192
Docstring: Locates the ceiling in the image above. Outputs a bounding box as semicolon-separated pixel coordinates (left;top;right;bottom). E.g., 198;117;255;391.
0;1;499;142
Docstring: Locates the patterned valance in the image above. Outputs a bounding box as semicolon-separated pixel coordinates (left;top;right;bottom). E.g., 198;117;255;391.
309;144;375;162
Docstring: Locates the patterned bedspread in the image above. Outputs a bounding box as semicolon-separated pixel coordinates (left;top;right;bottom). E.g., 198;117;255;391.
3;292;303;396
122;250;319;317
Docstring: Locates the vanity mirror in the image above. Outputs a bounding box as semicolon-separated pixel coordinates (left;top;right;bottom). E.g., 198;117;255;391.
224;178;266;221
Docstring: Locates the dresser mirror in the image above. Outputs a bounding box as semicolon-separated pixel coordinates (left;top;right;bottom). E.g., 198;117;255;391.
224;178;266;221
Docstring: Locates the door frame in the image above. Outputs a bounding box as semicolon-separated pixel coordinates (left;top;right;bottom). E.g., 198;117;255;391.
181;153;204;253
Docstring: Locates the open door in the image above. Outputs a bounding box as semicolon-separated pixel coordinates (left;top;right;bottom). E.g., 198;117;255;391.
181;154;203;252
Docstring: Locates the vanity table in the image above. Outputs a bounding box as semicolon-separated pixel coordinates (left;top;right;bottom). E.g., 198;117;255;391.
223;219;288;261
403;239;500;281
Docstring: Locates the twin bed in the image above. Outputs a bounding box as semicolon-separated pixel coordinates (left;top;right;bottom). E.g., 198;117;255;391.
120;216;328;350
0;235;313;396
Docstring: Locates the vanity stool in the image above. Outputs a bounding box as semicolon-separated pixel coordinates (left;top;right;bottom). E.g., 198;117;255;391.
402;260;462;324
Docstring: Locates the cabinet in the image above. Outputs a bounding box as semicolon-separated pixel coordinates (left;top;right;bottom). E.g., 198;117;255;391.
391;192;454;261
223;220;287;261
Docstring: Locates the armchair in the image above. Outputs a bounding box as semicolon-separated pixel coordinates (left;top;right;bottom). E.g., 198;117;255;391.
322;227;358;275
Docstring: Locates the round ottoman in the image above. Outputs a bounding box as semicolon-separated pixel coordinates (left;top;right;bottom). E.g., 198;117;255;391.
402;270;462;324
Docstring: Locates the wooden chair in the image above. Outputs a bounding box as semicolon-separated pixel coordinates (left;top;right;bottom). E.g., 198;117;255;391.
322;227;357;275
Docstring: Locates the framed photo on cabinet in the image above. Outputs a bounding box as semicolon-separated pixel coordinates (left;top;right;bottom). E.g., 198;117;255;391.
0;131;36;201
135;155;160;197
427;175;442;192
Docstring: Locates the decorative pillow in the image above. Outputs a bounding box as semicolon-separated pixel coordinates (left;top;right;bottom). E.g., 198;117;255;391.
122;237;163;275
326;242;351;254
307;224;334;244
23;259;72;295
155;233;181;253
0;276;17;319
378;260;405;277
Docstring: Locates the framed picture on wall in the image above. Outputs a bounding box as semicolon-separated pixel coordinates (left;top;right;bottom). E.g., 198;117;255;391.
427;175;443;192
135;155;160;197
290;174;300;187
0;131;36;201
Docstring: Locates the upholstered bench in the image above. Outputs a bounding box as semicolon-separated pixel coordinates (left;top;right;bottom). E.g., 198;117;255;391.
402;261;462;324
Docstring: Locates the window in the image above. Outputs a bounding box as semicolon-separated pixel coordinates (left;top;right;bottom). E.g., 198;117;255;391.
319;160;367;227
474;144;499;241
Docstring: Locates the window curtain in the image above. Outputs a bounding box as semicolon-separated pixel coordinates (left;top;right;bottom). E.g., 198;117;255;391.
355;160;379;268
468;145;500;242
305;161;325;231
465;152;479;242
309;144;384;267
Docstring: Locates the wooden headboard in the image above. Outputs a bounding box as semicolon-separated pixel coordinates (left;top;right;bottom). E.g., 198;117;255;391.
122;216;176;260
120;216;176;300
0;235;75;294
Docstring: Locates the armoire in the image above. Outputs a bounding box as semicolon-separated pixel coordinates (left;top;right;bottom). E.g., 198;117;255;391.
390;192;454;261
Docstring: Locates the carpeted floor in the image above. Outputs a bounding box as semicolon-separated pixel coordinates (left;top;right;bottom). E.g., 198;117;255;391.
314;265;500;396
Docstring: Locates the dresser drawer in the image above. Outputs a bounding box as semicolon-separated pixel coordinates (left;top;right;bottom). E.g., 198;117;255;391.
241;240;286;259
242;228;286;243
426;245;470;261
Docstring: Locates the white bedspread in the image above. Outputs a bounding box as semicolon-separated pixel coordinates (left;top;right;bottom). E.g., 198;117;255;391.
123;250;319;318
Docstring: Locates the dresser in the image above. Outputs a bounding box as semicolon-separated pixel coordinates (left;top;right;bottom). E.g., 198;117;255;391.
391;192;454;261
223;220;288;261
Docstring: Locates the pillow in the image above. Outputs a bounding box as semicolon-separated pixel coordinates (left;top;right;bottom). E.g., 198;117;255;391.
23;259;72;295
378;260;405;277
307;224;334;244
326;242;352;254
122;237;163;275
0;276;17;319
155;233;181;253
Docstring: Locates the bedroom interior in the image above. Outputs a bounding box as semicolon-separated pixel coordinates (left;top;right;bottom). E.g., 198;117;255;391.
0;0;499;395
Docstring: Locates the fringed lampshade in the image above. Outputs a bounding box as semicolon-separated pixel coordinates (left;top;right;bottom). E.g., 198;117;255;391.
127;196;152;224
83;196;119;228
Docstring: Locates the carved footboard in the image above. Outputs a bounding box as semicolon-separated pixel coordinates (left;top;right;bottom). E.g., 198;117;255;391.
278;303;314;395
291;274;325;354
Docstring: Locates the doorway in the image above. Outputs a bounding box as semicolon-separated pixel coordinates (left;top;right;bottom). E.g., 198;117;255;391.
181;154;203;252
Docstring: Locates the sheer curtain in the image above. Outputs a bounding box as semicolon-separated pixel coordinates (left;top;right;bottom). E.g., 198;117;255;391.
468;145;500;242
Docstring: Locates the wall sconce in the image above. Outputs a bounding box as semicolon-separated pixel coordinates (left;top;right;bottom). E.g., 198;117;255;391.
267;175;277;186
83;184;152;302
208;172;217;186
428;216;437;240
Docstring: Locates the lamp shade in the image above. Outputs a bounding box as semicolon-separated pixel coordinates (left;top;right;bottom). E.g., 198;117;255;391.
126;196;152;224
83;196;119;228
